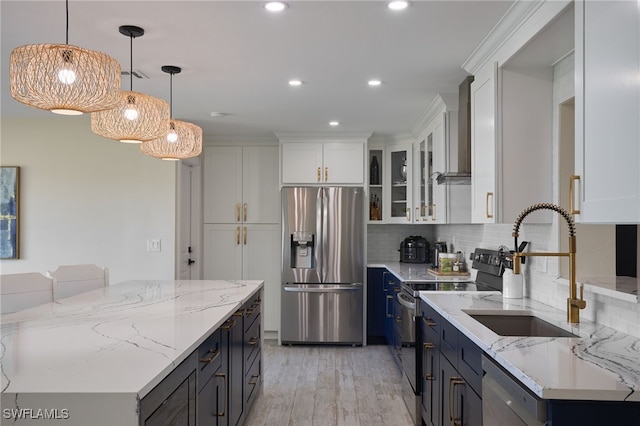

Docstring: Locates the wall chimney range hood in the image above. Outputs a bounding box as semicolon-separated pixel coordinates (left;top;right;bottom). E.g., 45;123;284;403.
436;75;474;185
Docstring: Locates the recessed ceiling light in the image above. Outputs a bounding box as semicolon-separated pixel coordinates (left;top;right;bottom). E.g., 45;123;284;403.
210;112;226;118
288;79;303;86
329;121;340;126
264;2;288;12
387;1;409;11
368;79;382;86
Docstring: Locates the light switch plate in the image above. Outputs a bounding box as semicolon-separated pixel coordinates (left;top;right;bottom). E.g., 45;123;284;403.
147;239;161;252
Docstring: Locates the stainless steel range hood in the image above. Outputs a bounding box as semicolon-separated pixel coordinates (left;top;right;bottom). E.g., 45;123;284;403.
437;76;474;185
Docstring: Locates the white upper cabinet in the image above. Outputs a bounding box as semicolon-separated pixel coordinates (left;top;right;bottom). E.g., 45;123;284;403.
466;1;571;224
574;0;640;223
280;137;367;185
204;145;279;224
470;64;498;223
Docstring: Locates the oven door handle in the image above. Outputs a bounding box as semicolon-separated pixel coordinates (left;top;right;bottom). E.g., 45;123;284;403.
397;292;416;310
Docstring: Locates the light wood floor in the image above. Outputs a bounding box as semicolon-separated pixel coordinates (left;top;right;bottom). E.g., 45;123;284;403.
245;340;414;426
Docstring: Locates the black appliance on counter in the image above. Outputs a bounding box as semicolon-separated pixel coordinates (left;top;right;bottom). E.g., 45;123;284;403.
399;236;429;263
395;247;505;426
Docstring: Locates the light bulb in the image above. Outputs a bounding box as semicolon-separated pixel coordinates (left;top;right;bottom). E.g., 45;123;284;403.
167;130;178;143
124;107;138;121
57;68;76;85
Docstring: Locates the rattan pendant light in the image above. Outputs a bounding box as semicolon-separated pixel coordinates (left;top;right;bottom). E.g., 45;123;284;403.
91;26;169;143
140;66;202;160
9;0;121;115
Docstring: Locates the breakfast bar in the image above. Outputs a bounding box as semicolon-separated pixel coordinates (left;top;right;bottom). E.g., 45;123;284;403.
0;279;264;426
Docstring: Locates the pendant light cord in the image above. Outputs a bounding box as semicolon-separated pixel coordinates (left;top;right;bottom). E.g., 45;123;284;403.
129;35;134;91
169;72;173;118
65;0;69;44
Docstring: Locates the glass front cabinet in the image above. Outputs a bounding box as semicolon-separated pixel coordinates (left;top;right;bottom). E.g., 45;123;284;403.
384;144;413;223
416;114;447;224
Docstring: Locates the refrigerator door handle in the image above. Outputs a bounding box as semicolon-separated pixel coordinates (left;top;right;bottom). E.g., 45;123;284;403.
283;285;362;293
318;188;327;282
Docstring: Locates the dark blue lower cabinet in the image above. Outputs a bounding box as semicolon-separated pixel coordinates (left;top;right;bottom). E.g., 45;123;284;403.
366;267;387;344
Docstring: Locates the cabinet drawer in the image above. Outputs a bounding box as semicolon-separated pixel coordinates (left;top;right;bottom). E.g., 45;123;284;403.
198;329;223;388
244;350;261;408
420;301;441;347
243;294;261;332
457;332;483;396
244;313;261;368
440;316;459;367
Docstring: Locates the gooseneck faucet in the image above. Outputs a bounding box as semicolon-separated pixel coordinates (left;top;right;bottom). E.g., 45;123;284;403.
512;203;586;323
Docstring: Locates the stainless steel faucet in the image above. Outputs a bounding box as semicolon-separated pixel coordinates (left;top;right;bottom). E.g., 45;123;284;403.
512;203;586;323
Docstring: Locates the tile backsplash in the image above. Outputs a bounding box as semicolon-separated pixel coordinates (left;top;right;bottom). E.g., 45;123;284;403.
367;223;640;338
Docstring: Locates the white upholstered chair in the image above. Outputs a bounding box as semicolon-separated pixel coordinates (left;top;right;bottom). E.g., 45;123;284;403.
48;264;109;301
0;272;54;314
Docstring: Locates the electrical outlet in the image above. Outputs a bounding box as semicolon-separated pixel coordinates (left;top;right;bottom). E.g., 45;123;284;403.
147;239;161;252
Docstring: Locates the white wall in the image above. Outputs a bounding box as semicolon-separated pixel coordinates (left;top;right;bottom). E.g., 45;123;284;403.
0;116;176;284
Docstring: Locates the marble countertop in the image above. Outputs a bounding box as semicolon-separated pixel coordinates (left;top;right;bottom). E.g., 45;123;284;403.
419;292;640;402
1;279;263;425
368;262;474;283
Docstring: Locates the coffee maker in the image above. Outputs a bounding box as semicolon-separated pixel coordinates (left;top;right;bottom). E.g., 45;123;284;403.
431;241;448;268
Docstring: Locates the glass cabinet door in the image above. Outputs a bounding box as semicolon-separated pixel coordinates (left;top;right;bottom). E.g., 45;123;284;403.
386;145;413;223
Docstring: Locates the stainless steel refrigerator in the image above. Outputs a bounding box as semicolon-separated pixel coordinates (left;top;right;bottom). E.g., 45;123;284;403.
281;186;364;344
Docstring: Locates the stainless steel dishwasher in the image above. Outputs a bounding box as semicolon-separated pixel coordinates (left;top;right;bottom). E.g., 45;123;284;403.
482;354;547;425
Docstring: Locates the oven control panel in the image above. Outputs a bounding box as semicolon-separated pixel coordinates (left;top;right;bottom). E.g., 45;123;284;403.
471;248;504;276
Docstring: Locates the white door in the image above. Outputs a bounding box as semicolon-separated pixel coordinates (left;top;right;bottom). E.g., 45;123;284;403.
203;146;243;224
281;142;323;184
243;146;280;224
242;224;280;332
575;0;640;223
203;224;243;280
323;142;365;184
177;159;202;280
471;63;497;223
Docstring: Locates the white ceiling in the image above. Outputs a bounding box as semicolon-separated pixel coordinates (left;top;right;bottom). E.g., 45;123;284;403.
1;1;515;139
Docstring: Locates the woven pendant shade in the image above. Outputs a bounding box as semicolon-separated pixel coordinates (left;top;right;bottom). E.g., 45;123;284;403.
10;12;121;115
91;25;170;143
140;119;203;160
91;91;169;143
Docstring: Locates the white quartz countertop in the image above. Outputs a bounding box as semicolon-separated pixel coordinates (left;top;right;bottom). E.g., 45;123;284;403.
419;292;640;402
1;279;263;425
368;262;474;283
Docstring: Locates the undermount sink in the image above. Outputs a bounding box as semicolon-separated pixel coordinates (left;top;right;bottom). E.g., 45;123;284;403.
463;310;578;338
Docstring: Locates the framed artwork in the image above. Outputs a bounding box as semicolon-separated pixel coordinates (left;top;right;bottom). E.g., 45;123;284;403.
1;166;19;259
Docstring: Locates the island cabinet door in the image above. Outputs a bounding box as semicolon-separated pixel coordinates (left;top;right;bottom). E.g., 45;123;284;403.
228;310;245;426
140;352;198;426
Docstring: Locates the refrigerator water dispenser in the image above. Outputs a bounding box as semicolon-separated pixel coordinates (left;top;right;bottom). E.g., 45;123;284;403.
291;232;315;268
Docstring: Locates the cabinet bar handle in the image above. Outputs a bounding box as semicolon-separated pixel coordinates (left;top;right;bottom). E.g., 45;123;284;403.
423;317;437;327
385;295;393;318
395;315;402;324
406;207;411;221
325;167;328;182
449;377;465;424
221;319;235;330
199;349;220;364
236;227;240;245
236;203;241;222
244;226;247;245
416;207;420;220
243;203;248;222
244;307;255;316
486;192;494;219
214;372;227;417
432;204;437;221
317;167;321;182
570;175;581;215
248;337;259;346
423;342;435;381
249;374;260;386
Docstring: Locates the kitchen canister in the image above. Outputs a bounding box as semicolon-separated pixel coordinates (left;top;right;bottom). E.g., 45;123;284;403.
502;268;523;298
